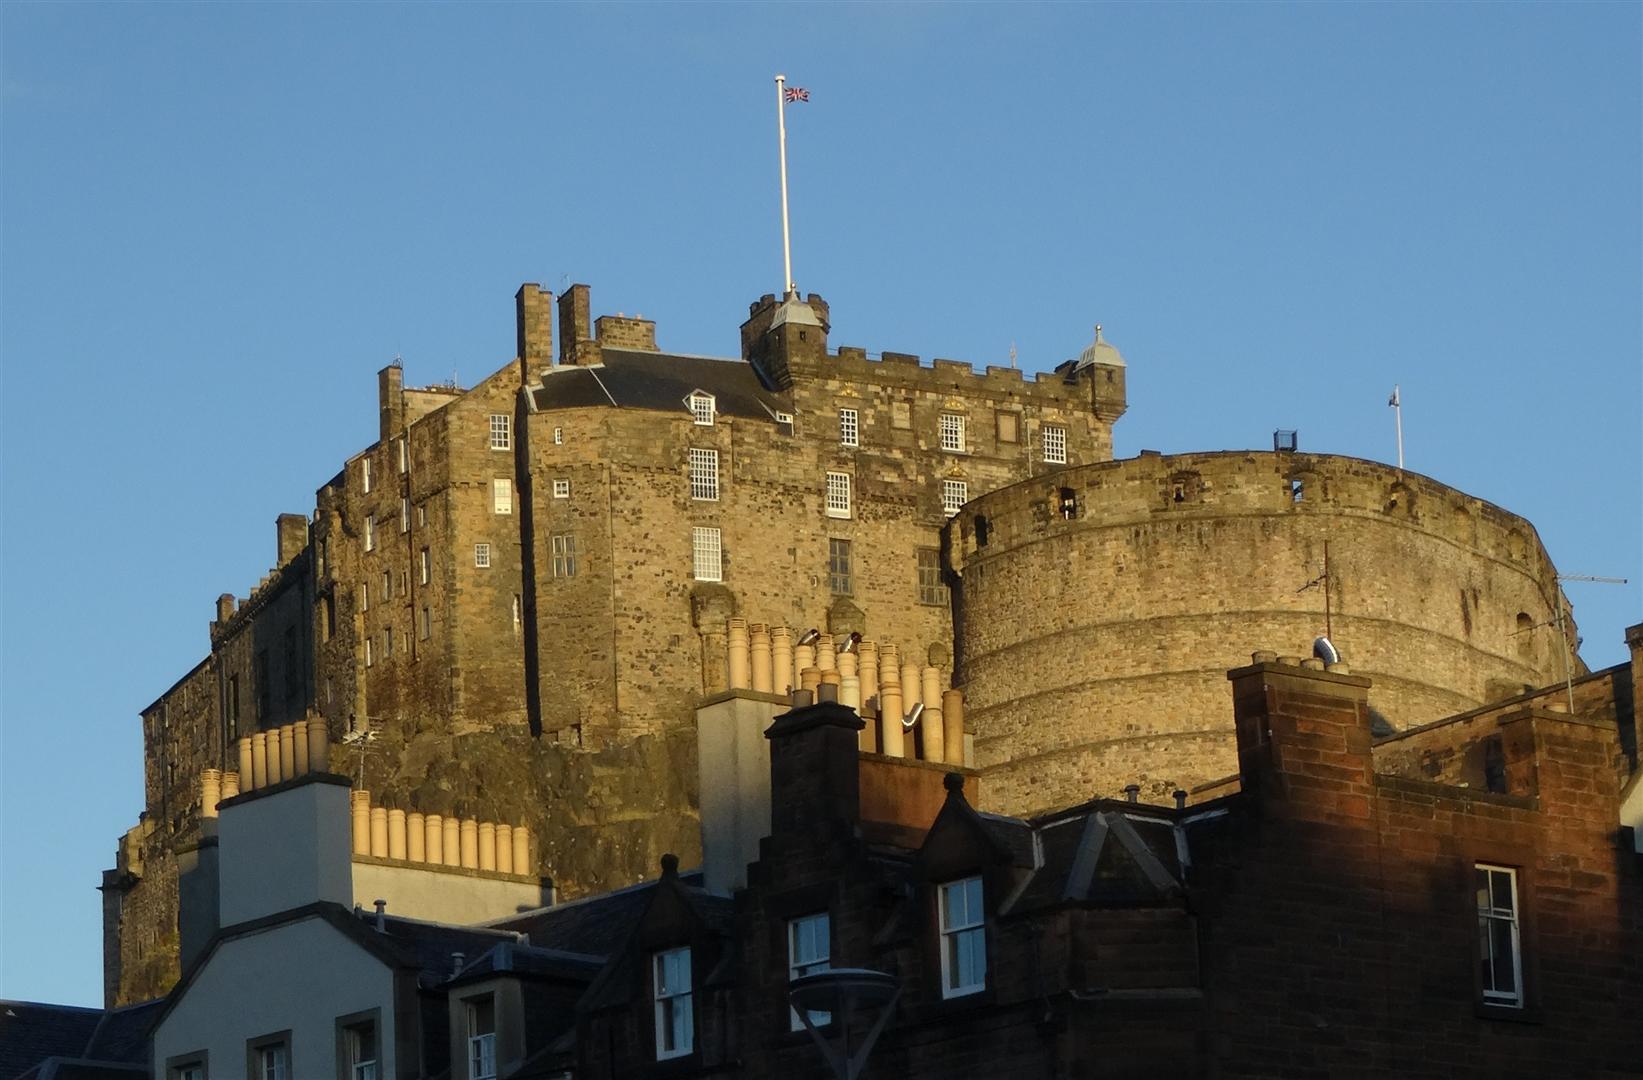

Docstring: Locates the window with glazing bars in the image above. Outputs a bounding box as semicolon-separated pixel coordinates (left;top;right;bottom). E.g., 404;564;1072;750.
917;548;949;606
489;414;511;450
653;948;693;1059
493;478;513;514
942;479;968;516
692;527;722;582
689;392;715;426
551;533;577;578
839;408;859;447
825;472;851;518
466;996;496;1079
1042;424;1067;464
689;448;719;501
474;544;491;568
939;876;986;998
789;913;831;1029
1477;864;1523;1007
828;538;852;595
939;413;966;453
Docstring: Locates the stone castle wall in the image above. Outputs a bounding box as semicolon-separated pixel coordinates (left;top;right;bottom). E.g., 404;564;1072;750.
948;450;1577;814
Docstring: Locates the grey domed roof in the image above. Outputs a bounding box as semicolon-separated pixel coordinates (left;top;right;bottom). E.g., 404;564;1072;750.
769;293;822;331
1074;325;1124;369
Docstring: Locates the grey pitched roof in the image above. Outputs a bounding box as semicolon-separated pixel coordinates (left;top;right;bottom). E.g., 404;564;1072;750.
0;1002;105;1080
447;941;605;988
488;871;704;957
529;350;791;419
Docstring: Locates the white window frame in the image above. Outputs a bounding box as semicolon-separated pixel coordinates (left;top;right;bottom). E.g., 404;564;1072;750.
419;548;430;585
553;478;571;499
361;456;372;493
360;582;370;613
788;912;831;1030
938;875;987;998
171;1063;205;1080
692;527;722;582
1477;863;1524;1008
400;496;410;533
551;533;576;578
939;413;967;453
552;426;564;445
688;391;716;426
344;1018;379;1080
256;1044;288;1080
466;996;497;1080
774;410;794;426
689;448;719;501
825;472;852;519
942;479;968;516
653;947;693;1060
489;414;511;450
839;408;859;448
365;638;374;668
493;478;513;515
1042;424;1067;465
474;544;491;568
364;515;375;552
396;438;407;474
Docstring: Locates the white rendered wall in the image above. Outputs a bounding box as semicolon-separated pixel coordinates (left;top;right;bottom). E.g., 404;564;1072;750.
152;914;395;1079
696;692;782;894
219;777;352;925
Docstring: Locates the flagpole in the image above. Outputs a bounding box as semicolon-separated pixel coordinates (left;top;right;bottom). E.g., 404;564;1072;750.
1391;384;1404;469
775;74;794;296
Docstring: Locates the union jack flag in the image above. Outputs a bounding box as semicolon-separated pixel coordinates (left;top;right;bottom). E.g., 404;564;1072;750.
784;86;810;103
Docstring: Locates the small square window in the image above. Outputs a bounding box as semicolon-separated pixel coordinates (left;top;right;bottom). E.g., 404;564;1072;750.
653;948;693;1060
839;408;859;448
774;410;794;426
692;527;722;582
939;876;986;998
940;413;967;453
493;478;513;515
551;533;576;578
689;448;719;501
1042;424;1067;465
688;392;716;426
942;479;968;516
474;544;491;568
489;414;511;450
917;548;949;606
828;538;852;596
553;479;570;499
825;472;852;519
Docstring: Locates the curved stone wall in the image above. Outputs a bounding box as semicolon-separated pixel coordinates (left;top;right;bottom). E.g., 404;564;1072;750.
948;451;1579;814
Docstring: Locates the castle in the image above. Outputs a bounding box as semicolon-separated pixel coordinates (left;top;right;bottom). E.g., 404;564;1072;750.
104;282;1583;1007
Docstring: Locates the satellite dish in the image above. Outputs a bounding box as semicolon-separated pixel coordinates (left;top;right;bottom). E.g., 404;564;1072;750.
902;702;924;730
1313;636;1340;665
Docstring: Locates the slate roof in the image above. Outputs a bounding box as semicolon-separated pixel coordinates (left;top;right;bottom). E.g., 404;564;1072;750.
0;997;158;1080
529;350;791;420
447;941;605;987
488;871;704;957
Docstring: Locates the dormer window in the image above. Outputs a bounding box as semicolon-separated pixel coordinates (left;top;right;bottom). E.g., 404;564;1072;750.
938;876;986;998
465;995;496;1079
653;946;694;1059
688;392;716;426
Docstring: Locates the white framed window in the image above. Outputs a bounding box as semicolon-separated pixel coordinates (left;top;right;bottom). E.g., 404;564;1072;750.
361;456;372;493
364;515;375;552
1477;864;1523;1008
689;448;719;501
343;1019;379;1080
474;544;491;568
688;391;716;426
512;594;522;631
551;533;576;578
553;478;570;499
396;438;407;474
171;1064;204;1080
938;875;986;998
839;408;859;448
466;996;496;1080
942;479;968;516
653;947;693;1060
789;912;831;1030
417;504;427;527
553;426;564;445
825;472;852;518
489;414;511;450
359;582;370;613
493;478;513;514
775;410;794;426
400;496;410;533
692;527;722;582
939;413;966;453
419;547;430;585
1042;424;1067;465
365;638;374;667
255;1043;289;1080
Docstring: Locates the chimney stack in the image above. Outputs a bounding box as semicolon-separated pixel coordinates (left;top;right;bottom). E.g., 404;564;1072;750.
515;283;554;380
764;699;864;837
378;361;404;440
557;284;599;366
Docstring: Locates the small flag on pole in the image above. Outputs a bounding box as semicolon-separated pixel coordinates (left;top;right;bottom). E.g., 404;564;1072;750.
1387;386;1400;407
784;86;810;103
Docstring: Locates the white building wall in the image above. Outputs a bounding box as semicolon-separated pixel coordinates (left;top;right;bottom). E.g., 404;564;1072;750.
152;914;396;1079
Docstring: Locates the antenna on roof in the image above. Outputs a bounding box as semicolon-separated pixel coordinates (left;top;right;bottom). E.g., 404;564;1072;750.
1549;574;1628;713
1009;342;1018;370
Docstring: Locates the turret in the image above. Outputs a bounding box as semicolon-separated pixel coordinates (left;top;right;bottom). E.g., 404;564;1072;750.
740;291;830;391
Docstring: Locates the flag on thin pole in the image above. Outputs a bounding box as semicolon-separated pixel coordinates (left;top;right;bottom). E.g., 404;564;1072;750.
774;75;810;296
1388;384;1404;469
784;86;810;103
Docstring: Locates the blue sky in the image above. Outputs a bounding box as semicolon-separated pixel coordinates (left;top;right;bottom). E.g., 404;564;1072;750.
2;3;1638;1006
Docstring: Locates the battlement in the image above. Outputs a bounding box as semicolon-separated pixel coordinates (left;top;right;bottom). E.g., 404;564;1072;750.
952;450;1562;581
821;342;1109;402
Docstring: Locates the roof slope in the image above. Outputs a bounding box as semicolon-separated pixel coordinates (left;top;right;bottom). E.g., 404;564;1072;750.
530;350;790;420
